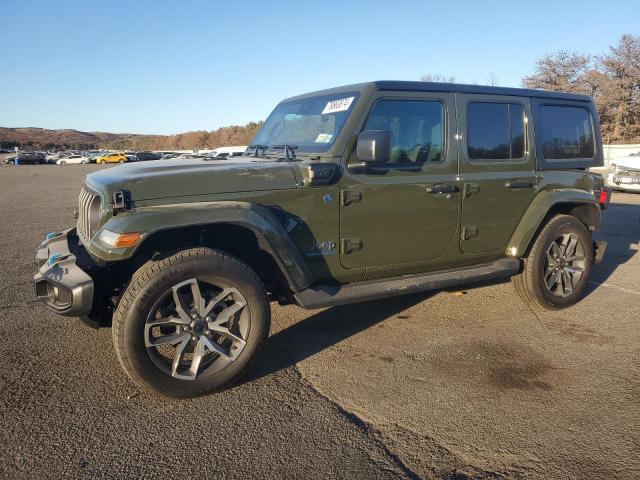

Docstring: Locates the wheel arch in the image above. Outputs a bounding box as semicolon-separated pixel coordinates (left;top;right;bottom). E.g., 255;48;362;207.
506;189;601;258
91;201;314;297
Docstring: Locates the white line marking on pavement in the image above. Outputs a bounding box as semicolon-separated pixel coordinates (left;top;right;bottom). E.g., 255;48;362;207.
589;280;640;296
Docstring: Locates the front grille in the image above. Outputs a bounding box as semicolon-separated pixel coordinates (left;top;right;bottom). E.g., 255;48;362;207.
613;171;640;184
77;186;101;241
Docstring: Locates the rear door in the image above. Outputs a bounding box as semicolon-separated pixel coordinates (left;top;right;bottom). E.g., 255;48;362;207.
457;94;536;253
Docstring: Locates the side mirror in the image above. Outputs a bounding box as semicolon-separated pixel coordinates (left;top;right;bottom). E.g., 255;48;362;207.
356;130;390;163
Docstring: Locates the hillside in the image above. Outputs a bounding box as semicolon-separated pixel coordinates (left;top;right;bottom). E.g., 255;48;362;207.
0;122;263;151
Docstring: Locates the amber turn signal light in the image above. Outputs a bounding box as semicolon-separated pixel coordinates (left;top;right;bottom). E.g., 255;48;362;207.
113;232;142;247
98;229;142;248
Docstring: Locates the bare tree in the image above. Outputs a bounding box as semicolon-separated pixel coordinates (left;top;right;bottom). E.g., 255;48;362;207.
522;35;640;142
486;73;500;86
600;34;640;140
522;51;594;93
420;73;456;83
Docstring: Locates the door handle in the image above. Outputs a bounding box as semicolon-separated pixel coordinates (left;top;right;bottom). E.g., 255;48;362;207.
505;180;534;189
426;183;459;194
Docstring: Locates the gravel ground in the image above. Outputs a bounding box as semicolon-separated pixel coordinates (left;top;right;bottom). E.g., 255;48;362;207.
1;161;639;479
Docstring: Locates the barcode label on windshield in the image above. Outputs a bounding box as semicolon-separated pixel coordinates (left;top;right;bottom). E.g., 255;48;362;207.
322;97;355;115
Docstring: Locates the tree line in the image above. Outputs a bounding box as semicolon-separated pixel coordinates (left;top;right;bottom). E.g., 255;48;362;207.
0;122;264;151
522;34;639;143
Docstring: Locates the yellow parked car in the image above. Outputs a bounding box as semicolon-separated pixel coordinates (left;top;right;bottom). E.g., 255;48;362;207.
95;152;127;164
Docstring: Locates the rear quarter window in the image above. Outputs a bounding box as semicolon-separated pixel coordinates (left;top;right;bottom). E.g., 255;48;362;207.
540;105;594;160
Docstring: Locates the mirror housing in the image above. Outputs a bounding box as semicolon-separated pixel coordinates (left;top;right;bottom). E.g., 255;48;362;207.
356;130;390;163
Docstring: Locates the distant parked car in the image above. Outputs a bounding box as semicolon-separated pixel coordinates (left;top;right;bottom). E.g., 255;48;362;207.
134;151;161;161
95;152;127;164
10;152;46;165
607;151;640;193
125;154;137;162
205;146;248;160
57;154;89;165
85;152;103;163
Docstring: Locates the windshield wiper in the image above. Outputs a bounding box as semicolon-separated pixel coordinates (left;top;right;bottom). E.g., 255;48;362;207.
272;144;298;161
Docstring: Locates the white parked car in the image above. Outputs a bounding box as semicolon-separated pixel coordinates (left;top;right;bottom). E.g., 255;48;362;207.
205;146;248;159
56;154;89;165
607;152;640;192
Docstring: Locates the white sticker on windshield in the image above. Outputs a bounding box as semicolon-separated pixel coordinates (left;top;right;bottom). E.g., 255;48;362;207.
314;133;333;143
322;97;355;115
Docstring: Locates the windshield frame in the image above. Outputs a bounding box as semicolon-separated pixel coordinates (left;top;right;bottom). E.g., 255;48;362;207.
250;90;362;155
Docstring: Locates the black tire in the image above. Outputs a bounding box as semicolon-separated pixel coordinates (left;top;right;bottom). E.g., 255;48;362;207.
8;160;15;165
112;248;270;398
513;214;593;310
60;161;66;165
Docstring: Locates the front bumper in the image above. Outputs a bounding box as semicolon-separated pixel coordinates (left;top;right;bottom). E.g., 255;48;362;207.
33;228;94;316
607;171;640;192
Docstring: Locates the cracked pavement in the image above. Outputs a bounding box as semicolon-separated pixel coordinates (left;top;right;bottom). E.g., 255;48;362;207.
1;162;639;479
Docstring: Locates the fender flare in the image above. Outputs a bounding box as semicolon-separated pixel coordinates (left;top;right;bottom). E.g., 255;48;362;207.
506;189;601;257
87;201;314;292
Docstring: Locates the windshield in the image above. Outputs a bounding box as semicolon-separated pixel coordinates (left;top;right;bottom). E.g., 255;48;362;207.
250;91;360;153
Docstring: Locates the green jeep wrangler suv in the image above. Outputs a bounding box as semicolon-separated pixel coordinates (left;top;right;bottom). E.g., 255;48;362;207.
34;81;610;397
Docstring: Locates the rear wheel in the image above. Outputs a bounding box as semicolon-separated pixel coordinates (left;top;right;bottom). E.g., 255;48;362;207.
112;248;270;397
513;214;593;310
60;161;66;165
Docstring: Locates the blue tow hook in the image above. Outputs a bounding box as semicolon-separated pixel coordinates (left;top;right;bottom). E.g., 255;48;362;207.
47;254;62;266
46;232;57;240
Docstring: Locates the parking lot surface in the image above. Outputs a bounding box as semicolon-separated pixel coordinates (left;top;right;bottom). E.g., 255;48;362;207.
1;162;639;479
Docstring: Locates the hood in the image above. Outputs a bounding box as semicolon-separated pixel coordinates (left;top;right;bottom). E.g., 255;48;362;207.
85;157;299;203
611;154;640;171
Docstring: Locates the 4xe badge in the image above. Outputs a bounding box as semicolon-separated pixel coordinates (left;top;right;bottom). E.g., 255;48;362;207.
323;193;333;204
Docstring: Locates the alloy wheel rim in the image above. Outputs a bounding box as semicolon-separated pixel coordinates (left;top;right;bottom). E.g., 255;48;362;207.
144;278;249;381
543;233;586;298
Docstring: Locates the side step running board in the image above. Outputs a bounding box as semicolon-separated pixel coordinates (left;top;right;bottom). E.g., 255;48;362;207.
294;258;521;309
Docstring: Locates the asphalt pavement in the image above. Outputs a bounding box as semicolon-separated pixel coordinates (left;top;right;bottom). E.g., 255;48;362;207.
1;161;638;479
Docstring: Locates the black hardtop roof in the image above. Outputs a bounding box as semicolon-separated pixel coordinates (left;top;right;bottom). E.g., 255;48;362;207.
283;81;592;103
374;81;591;101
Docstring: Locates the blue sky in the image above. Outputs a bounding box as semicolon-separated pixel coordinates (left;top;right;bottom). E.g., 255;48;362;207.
1;0;638;134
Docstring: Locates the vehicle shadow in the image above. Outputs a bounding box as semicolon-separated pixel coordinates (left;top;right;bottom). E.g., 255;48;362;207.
584;193;640;296
243;292;432;383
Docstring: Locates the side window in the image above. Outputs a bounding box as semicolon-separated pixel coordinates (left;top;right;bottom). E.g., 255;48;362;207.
540;105;594;160
467;102;525;161
362;100;444;168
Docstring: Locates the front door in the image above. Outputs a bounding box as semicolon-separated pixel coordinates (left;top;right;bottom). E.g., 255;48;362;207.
456;94;537;254
339;92;460;272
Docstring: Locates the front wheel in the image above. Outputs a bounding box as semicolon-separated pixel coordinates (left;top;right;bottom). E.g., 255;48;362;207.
513;214;593;310
112;248;270;397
